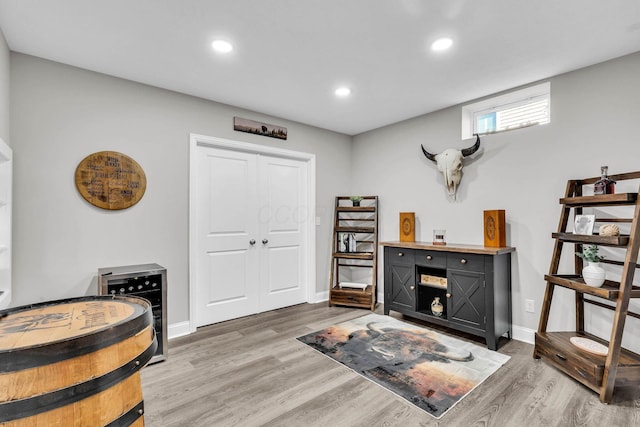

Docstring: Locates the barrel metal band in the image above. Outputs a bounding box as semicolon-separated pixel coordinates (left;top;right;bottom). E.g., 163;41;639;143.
0;295;153;372
105;400;145;427
0;334;157;422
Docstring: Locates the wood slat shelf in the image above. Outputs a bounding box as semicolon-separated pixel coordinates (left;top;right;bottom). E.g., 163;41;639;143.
536;170;640;403
595;218;633;223
337;263;374;268
559;192;637;207
329;196;378;311
584;299;640;320
335;226;375;233
544;274;640;299
332;252;374;260
337;216;375;222
551;232;630;246
336;206;376;213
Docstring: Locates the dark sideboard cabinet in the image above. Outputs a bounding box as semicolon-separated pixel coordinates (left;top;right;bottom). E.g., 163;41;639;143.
382;242;515;350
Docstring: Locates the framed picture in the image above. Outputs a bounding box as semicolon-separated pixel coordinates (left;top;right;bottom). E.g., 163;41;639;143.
574;214;595;235
233;117;288;140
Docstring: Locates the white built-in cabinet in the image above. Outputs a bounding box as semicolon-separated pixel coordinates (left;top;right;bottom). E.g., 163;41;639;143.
0;138;12;309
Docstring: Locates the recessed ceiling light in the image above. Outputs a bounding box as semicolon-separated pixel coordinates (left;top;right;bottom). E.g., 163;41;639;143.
211;39;233;53
431;37;453;51
335;87;351;97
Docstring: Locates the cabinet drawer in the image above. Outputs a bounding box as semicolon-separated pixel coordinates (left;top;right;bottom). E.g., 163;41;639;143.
414;250;446;269
385;247;414;264
447;252;484;272
534;332;602;388
331;287;373;306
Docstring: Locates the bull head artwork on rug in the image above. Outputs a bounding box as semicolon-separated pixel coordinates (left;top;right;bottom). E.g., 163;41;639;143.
421;134;481;199
339;322;474;370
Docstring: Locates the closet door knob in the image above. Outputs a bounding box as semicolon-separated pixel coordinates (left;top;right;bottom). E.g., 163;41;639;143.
249;239;256;245
446;293;451;298
262;239;269;244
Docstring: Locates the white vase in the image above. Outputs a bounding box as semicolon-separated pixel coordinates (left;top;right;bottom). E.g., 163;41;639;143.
582;262;605;287
431;297;444;317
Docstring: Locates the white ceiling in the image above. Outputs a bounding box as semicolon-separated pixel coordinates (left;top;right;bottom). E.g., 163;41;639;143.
0;0;639;135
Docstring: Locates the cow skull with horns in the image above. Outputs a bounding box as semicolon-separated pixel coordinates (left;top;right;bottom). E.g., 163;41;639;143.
421;134;481;198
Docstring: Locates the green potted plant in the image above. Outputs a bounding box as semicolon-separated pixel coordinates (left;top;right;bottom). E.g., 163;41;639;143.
349;196;363;207
576;244;605;287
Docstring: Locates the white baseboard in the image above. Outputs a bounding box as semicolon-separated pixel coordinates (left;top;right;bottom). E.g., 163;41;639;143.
168;321;192;340
170;300;536;346
512;324;535;344
313;290;329;303
171;292;332;339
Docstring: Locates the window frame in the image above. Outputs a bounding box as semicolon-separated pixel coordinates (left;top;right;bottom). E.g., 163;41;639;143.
461;82;550;139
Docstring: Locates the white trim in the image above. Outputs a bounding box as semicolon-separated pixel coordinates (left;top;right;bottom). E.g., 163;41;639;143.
168;321;192;340
511;324;535;345
314;290;329;303
0;137;12;309
188;133;316;334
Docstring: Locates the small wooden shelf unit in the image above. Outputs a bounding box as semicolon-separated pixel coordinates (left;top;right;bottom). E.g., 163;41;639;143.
534;170;640;403
329;196;378;310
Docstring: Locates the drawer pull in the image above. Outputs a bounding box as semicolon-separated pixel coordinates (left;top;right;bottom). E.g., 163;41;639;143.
460;259;467;264
398;252;404;257
410;285;415;290
555;353;567;361
426;255;433;260
446;293;451;298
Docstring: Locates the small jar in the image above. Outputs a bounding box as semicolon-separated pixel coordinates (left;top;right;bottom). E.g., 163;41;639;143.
433;229;446;245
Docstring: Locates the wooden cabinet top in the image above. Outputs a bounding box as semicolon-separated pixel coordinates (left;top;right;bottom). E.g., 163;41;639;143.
380;241;515;255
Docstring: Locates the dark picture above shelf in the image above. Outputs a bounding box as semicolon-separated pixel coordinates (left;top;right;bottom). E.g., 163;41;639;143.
233;116;288;140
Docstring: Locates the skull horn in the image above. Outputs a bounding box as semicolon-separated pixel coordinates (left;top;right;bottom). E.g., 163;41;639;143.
421;144;437;162
461;134;481;157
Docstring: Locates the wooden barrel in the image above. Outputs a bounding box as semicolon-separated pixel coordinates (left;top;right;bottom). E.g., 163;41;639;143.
0;295;157;426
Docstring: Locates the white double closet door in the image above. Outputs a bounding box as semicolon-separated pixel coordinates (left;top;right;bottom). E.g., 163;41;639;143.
194;141;310;327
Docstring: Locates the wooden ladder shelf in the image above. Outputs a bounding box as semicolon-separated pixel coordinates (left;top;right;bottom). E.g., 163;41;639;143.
534;171;640;403
328;196;378;310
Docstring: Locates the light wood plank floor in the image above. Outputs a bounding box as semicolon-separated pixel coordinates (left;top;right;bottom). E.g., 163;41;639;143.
141;303;640;427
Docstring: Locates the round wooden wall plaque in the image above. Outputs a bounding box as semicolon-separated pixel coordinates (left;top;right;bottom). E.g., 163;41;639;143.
75;151;147;210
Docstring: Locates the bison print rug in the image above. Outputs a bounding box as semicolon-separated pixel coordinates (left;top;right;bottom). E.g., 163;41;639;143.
297;314;510;418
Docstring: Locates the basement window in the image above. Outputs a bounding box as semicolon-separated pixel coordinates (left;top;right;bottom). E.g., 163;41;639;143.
461;82;550;139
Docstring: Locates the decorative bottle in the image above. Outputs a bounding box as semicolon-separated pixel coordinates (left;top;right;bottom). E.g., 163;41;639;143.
431;297;444;317
594;166;615;195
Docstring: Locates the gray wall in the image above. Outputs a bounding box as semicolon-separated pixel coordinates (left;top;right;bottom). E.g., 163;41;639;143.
352;52;640;348
9;53;351;326
0;29;9;142
8;47;640;348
